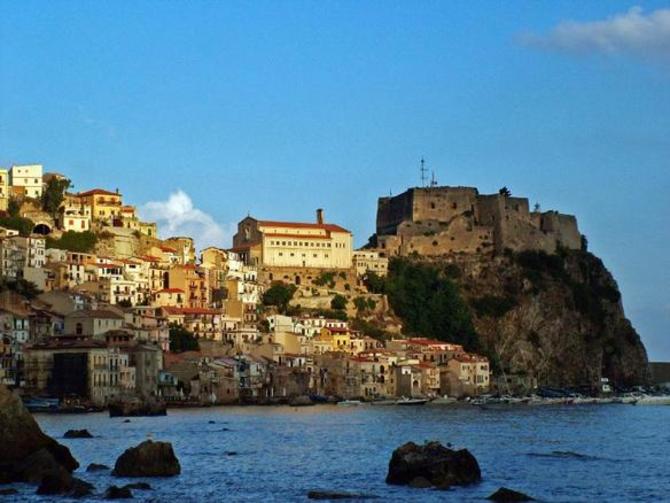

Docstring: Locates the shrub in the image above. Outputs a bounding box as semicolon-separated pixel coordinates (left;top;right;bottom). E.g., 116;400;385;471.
169;324;199;353
363;271;385;294
46;231;98;253
262;282;297;314
330;294;347;310
0;215;35;237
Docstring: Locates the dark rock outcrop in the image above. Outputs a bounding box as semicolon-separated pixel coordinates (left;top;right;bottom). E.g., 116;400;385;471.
488;487;535;501
307;491;378;500
105;485;133;499
386;441;481;489
64;429;94;439
112;440;180;477
36;473;94;497
0;384;78;484
123;482;152;490
87;463;110;472
109;399;166;417
289;395;314;406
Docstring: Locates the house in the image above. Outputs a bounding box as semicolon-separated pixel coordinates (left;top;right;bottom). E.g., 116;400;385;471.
9;164;43;199
167;264;210;309
63;309;124;338
73;189;123;222
232;209;353;270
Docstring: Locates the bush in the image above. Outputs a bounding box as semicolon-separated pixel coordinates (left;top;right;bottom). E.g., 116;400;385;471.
386;258;478;351
0;215;35;237
262;282;297;314
46;231;98;253
363;271;385;294
314;271;336;288
353;297;368;312
169;324;199;353
350;318;388;340
330;294;347;310
0;279;42;299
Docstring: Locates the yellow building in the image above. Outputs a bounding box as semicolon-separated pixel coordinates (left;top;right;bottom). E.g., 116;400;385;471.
0;169;8;211
233;209;352;269
75;189;123;221
167;264;210;309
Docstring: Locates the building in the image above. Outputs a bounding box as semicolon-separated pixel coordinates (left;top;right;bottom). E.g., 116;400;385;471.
375;186;581;256
167;265;210;309
9;164;43;199
232;209;353;270
73;189;123;222
352;250;388;277
0;235;46;280
63;309;124;338
0;169;8;211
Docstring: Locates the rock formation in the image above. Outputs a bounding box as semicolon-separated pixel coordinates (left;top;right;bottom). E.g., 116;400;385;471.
112;440;181;477
386;441;481;489
488;487;535;501
0;384;79;486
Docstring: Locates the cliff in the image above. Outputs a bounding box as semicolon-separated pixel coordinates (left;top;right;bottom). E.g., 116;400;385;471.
384;249;648;389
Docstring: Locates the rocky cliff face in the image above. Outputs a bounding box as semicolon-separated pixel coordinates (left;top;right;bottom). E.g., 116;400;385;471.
403;249;648;389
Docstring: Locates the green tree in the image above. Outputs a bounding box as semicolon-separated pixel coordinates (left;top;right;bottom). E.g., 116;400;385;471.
353;296;368;312
41;178;71;217
363;271;385;294
45;231;98;253
262;282;297;313
330;294;347;310
0;215;35;237
169;324;200;353
7;197;21;218
385;258;479;351
0;279;42;299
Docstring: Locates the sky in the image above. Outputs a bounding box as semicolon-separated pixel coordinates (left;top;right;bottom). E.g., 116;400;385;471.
0;1;669;360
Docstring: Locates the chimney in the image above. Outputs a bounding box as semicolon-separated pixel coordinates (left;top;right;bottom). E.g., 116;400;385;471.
316;208;324;225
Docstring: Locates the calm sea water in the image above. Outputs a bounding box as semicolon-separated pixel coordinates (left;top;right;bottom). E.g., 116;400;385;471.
10;404;670;502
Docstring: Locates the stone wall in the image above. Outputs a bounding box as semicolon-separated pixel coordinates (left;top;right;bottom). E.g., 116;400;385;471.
376;186;581;256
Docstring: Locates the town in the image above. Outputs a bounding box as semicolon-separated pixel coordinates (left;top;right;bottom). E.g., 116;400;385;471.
0;162;595;409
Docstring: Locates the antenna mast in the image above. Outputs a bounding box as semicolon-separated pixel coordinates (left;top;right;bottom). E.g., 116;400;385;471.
430;170;438;187
420;158;427;187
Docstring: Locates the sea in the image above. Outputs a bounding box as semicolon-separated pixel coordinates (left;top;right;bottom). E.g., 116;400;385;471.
10;403;670;502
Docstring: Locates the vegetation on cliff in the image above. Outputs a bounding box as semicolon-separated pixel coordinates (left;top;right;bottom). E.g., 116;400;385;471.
0;215;35;237
45;231;98;253
384;259;479;352
378;250;647;388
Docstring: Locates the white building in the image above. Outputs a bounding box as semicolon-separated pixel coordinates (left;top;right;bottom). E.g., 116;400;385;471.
9;164;43;199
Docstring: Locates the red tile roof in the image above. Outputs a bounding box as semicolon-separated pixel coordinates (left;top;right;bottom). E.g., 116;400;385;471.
77;189;121;197
258;220;350;234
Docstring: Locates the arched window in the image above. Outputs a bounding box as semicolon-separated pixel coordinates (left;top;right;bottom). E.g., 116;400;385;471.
76;322;83;335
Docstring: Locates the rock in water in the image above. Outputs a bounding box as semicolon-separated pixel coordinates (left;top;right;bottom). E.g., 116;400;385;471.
105;485;133;499
488;487;535;501
64;429;94;438
385;441;481;489
0;488;18;495
86;463;110;472
112;440;180;477
123;482;152;490
109;398;166;417
307;491;378;500
0;384;78;484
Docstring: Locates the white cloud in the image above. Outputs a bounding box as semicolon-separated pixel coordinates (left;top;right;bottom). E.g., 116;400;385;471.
521;6;670;59
139;190;232;250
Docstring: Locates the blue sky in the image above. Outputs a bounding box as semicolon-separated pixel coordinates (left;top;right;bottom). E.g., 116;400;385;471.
1;1;669;360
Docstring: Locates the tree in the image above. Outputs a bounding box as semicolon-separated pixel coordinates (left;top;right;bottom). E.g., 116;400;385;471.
533;202;541;212
354;296;368;312
41;178;71;217
385;258;479;351
169;324;200;353
7;197;21;218
262;282;297;314
498;186;511;198
363;271;385;294
0;215;35;237
330;294;347;310
45;231;98;253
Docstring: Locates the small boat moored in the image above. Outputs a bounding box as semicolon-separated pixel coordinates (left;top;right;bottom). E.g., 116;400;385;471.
395;397;429;406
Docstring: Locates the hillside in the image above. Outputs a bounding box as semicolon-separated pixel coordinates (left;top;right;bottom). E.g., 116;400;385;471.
379;249;648;390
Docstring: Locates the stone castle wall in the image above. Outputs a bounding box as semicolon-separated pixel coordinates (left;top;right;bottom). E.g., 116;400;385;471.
375;186;581;256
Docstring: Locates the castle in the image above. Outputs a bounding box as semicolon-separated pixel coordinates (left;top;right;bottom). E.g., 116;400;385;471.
375;186;582;257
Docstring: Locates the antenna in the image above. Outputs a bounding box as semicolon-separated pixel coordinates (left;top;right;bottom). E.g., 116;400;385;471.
419;158;427;187
430;170;438;187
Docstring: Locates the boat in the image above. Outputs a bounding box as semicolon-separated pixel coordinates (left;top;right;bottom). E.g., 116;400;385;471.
337;400;362;407
395;397;428;406
428;396;458;405
22;397;59;413
634;395;670;406
370;399;397;406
